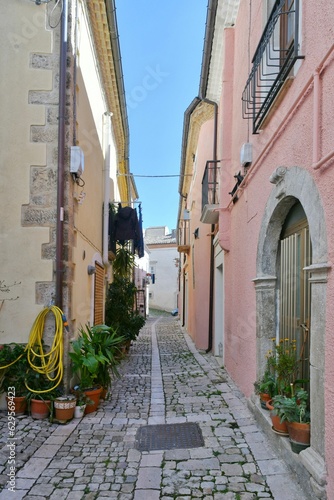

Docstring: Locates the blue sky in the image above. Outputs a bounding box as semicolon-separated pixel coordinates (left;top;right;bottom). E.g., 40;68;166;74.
116;1;208;232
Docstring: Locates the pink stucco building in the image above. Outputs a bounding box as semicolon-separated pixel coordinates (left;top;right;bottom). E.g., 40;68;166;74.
178;1;334;497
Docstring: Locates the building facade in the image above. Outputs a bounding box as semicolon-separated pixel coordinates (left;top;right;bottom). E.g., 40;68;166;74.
145;227;179;313
178;0;334;496
0;0;134;388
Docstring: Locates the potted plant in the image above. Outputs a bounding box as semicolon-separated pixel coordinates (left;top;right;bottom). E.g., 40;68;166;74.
72;389;93;418
25;368;61;420
266;338;299;396
105;276;146;349
0;343;29;415
53;394;77;423
254;370;278;409
272;388;310;452
69;323;124;413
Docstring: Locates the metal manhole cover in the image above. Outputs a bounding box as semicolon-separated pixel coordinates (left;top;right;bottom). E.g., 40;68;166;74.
135;422;204;451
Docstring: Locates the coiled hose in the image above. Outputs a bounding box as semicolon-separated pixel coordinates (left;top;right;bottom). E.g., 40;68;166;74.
0;306;65;393
25;306;64;393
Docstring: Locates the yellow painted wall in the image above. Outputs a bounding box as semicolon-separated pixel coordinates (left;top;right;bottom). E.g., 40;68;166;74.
0;1;53;342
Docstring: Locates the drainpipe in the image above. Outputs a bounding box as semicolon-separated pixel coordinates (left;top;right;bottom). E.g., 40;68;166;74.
55;0;68;310
103;113;112;267
313;69;320;165
202;98;218;353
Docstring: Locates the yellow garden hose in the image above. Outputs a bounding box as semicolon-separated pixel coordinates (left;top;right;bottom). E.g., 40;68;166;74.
0;306;65;393
25;306;64;393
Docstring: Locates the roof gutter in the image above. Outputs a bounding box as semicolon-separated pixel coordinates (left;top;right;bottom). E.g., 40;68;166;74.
55;0;68;310
199;0;218;98
105;0;131;203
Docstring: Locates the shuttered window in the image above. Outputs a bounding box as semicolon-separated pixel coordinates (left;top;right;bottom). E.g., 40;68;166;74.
94;261;105;325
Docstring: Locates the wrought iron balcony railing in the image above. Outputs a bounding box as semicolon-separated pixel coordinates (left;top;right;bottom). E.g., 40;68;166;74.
201;160;220;224
242;0;304;134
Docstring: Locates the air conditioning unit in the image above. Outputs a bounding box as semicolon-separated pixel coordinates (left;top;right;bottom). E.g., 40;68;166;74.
70;146;84;177
240;143;252;167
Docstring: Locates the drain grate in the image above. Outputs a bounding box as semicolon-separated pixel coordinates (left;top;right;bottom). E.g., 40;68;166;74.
135;422;204;451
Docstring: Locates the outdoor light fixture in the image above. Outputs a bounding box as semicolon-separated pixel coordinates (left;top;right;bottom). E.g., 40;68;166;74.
87;265;96;275
29;0;53;5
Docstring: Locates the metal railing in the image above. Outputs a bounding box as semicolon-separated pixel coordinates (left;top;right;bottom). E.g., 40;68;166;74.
202;160;220;211
242;0;304;133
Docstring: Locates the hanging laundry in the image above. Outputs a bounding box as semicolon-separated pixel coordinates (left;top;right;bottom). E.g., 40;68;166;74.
135;204;145;258
114;204;141;246
108;203;117;254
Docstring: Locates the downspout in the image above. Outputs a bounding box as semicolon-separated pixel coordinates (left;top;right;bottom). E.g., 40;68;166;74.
312;69;320;165
202;99;218;353
55;0;68;310
198;0;219;353
103;112;112;267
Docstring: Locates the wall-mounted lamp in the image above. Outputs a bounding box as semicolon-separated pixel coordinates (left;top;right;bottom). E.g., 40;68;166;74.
87;265;96;275
30;0;53;5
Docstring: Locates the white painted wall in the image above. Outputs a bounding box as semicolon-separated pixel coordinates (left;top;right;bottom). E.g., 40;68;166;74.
148;246;178;312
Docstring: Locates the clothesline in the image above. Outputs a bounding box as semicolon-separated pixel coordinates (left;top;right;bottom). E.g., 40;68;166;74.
117;173;192;178
111;200;142;205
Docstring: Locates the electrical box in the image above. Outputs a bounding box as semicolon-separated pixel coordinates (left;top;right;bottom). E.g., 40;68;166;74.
70;146;84;177
240;143;252;167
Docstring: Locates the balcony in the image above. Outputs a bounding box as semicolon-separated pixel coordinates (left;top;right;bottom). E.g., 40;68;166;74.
242;0;304;134
177;220;190;254
201;160;220;224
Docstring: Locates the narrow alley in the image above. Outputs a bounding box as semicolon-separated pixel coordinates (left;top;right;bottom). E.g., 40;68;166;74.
0;316;310;499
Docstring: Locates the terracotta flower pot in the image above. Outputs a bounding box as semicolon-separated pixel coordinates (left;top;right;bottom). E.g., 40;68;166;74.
30;398;51;419
84;386;102;414
6;396;27;416
54;397;77;423
100;387;108;400
266;399;289;435
287;421;310;445
259;393;271;409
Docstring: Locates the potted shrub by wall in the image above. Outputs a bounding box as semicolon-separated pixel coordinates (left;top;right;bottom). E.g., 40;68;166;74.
25;369;60;420
0;343;29;416
272;388;310;452
105;276;146;351
69;324;124;413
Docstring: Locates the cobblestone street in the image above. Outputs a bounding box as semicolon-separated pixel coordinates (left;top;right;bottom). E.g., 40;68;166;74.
0;316;310;499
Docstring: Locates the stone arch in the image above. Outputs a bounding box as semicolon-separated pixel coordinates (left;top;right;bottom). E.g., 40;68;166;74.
254;166;329;492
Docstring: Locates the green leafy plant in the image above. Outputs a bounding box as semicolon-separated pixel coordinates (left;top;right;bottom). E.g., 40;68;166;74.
254;371;278;398
112;245;135;279
69;324;124;391
272;388;310;424
266;338;299;396
0;344;29;396
105;277;145;343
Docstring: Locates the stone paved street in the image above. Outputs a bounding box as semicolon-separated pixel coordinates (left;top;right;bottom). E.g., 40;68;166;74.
0;316;311;499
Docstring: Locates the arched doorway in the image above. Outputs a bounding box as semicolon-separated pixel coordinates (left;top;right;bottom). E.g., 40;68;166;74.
254;166;329;492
